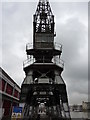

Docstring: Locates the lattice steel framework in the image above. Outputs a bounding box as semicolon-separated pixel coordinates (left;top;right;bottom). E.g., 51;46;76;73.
34;0;54;33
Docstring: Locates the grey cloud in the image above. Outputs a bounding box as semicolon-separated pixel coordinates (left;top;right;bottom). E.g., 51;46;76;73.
56;17;88;81
2;2;88;104
54;6;88;104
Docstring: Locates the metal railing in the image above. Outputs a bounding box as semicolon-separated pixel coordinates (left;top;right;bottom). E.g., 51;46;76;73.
23;57;64;69
23;58;35;68
54;42;62;51
52;57;64;68
26;42;62;51
26;43;33;50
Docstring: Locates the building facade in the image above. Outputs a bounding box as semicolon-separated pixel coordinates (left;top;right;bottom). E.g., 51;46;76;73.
82;101;90;111
0;67;21;118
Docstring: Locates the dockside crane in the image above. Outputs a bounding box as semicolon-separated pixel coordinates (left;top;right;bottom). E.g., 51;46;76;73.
20;0;71;119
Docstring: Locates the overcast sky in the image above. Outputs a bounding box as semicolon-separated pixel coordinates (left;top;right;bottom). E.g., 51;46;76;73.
1;1;88;105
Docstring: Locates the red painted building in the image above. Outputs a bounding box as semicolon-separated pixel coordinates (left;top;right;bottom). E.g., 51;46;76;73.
0;67;21;118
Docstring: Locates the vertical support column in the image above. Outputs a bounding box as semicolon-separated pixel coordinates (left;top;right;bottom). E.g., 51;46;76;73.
23;70;33;84
28;70;33;84
12;84;15;96
1;100;4;117
4;82;7;92
61;86;71;118
10;102;13;117
17;92;20;99
51;106;54;116
56;104;62;117
11;86;15;116
32;106;34;117
60;98;66;117
62;102;71;118
29;106;32;116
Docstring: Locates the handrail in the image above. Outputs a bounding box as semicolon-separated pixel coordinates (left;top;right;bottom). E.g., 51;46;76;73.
26;43;33;50
23;58;35;68
26;42;62;51
23;57;64;69
52;58;64;68
54;42;62;51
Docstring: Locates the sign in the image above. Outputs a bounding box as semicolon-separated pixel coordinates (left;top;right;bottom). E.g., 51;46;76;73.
13;106;22;113
11;106;22;119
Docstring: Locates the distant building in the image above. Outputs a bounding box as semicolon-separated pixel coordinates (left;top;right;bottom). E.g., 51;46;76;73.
69;105;73;112
69;104;82;112
77;105;82;112
70;101;90;112
0;67;21;118
82;101;90;111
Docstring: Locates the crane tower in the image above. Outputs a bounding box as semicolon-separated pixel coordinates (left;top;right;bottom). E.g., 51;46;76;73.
20;0;71;119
